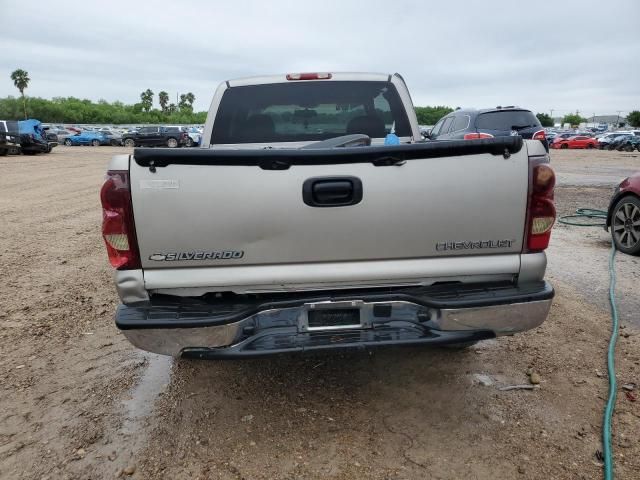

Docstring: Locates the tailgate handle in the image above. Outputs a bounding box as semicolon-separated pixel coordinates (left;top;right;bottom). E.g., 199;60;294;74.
303;176;363;207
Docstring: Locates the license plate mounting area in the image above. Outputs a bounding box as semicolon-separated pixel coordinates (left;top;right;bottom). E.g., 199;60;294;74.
298;300;368;332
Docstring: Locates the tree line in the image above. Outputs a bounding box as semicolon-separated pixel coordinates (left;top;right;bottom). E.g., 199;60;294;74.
536;112;586;127
537;111;640;128
6;68;640;127
1;91;458;126
4;69;205;124
0;95;207;124
139;89;196;114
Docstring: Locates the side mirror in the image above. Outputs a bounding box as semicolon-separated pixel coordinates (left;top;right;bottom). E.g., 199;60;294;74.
421;129;431;140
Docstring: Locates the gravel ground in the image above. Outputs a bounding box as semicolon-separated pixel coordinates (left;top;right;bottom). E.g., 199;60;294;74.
0;146;638;479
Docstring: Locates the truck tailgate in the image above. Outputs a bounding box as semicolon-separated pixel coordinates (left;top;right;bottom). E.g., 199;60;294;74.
129;138;530;292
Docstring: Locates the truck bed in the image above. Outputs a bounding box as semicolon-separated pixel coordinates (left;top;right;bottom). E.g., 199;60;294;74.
126;136;533;295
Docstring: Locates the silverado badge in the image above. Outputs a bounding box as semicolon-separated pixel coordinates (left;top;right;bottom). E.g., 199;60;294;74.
149;250;244;261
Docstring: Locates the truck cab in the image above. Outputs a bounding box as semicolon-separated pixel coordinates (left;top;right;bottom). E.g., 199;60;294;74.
201;72;421;148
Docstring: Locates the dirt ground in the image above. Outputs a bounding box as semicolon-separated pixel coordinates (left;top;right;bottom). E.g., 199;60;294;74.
1;146;639;480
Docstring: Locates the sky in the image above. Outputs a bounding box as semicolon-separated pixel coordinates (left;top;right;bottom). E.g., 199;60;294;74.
1;0;638;117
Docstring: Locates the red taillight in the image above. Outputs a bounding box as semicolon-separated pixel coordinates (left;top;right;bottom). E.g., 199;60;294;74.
533;130;546;141
100;170;140;270
463;132;494;140
525;163;556;252
286;72;332;81
532;163;555;194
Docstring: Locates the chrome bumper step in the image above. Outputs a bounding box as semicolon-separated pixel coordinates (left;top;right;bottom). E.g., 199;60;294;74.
116;281;553;357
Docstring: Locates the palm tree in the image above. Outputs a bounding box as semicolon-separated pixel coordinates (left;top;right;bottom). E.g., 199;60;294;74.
158;91;169;113
178;94;189;113
178;92;196;113
10;69;30;119
140;89;154;112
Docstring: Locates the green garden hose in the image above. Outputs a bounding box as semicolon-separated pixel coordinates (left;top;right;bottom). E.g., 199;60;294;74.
603;239;618;480
558;208;617;480
557;208;607;227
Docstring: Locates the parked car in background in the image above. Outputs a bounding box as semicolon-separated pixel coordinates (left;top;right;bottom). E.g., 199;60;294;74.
427;107;548;150
45;128;76;143
64;131;114;146
606;172;640;255
121;126;189;148
546;131;558;144
610;134;639;151
43;128;59;152
166;125;200;146
185;126;202;147
100;130;123;146
598;132;631;149
43;124;65;131
616;135;640;152
419;125;433;139
18;119;50;155
0;120;20;155
605;134;628;150
550;135;598;149
554;132;578;142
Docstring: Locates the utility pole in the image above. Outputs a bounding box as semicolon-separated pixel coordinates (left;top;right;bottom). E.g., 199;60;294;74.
616;110;622;128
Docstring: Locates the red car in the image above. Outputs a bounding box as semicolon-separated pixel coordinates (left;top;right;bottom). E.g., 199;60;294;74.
551;135;598;149
606;172;640;255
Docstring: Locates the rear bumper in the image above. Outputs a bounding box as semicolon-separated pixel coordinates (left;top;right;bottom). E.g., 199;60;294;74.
116;281;554;357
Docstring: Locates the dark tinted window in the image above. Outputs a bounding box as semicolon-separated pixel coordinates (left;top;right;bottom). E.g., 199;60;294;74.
165;127;181;133
139;127;157;133
440;117;454;134
430;118;446;136
476;110;540;131
211;81;412;144
1;121;19;138
452;115;470;131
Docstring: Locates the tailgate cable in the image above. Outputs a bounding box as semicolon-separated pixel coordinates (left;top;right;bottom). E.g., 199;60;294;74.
558;209;617;480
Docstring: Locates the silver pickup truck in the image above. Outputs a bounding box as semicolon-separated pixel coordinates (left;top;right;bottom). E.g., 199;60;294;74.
101;72;556;358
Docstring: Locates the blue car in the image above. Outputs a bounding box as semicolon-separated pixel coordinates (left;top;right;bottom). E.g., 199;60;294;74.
63;131;120;146
18;118;51;154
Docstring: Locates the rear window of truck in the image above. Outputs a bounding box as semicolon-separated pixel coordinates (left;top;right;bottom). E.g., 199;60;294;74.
211;81;412;144
475;110;540;130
